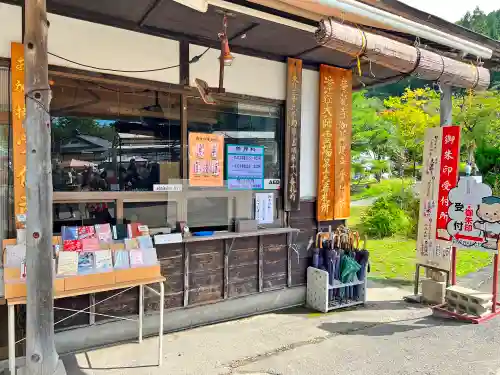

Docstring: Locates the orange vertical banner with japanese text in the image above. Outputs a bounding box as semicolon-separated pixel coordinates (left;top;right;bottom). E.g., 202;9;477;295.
332;68;352;219
317;65;335;221
11;42;27;225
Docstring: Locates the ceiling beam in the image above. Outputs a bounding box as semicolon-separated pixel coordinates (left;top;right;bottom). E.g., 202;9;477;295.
138;0;164;27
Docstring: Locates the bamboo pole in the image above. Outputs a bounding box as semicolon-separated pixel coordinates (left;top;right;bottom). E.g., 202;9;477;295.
316;18;490;90
24;0;65;374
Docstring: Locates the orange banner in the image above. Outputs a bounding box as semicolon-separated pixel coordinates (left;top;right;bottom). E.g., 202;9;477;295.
317;65;335;222
188;132;224;187
333;68;352;219
11;42;26;225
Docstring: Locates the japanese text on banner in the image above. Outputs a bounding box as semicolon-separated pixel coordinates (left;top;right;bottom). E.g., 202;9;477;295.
11;42;27;225
436;126;461;240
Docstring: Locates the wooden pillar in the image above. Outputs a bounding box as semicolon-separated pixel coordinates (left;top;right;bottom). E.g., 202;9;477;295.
440;85;452;126
24;0;64;374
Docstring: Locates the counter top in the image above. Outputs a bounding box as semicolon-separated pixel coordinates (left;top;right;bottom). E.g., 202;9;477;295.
183;227;300;243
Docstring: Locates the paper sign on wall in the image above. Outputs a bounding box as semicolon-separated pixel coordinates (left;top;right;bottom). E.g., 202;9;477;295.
189;132;224;187
255;193;274;224
447;177;500;253
227;144;265;190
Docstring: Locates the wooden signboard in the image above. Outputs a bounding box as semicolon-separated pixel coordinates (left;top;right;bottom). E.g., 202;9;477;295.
332;68;352;219
317;65;352;221
11;42;27;226
284;58;302;211
317;65;335;222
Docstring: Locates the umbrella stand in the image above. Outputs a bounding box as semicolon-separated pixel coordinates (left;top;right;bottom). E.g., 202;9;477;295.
306;227;369;313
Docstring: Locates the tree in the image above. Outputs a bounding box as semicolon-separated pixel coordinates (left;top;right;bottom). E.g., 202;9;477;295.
452;90;500;164
381;87;440;176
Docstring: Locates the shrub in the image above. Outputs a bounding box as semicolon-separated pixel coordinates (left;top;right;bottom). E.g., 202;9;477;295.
361;196;410;238
391;187;420;238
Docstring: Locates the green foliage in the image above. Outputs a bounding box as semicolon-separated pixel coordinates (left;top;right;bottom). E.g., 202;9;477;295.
390;188;420;238
52;117;116;144
457;7;500;40
361;196;410;238
351;178;412;201
475;145;500;195
352;91;400;160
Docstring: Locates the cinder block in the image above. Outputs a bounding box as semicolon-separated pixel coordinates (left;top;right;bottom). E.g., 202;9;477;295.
422;279;446;304
430;270;447;282
446;285;492;305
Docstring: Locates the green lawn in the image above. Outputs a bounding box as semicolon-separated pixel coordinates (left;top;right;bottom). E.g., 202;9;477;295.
351;178;413;201
347;205;492;281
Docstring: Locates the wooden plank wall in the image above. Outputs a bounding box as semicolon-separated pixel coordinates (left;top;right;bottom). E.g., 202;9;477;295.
51;198;318;329
289;200;317;286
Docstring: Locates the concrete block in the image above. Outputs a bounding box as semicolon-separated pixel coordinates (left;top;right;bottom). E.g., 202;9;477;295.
430;270;447;282
422;279;446;304
446;285;492;305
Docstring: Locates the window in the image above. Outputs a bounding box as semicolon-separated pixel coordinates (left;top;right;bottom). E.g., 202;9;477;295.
50;77;181;193
186;97;283;230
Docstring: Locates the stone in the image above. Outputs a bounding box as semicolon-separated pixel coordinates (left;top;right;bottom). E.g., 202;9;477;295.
422;279;446;304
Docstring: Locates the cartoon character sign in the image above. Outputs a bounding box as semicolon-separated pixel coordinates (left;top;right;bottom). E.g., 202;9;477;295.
475;197;500;250
447;177;500;252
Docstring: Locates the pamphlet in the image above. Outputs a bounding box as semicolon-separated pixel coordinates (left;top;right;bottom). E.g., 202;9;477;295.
5;244;26;268
129;249;144;268
77;252;95;275
81;238;100;251
137;235;153;249
57;252;78;276
61;226;78;241
114;250;130;269
142;248;158;266
95;224;113;243
113;224;129;240
125;238;139;250
78;226;96;239
94;250;113;272
63;239;83;252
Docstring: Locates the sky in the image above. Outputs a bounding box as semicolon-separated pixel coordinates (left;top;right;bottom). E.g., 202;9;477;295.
400;0;498;22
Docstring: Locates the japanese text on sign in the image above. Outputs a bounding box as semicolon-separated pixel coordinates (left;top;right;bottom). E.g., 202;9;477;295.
317;65;335;221
284;58;302;210
188;132;224;187
227;144;264;190
416;127;452;271
333;69;352;219
447;177;500;253
11;42;27;225
436;126;461;240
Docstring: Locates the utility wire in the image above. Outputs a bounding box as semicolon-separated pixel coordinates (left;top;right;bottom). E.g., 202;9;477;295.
47;47;211;74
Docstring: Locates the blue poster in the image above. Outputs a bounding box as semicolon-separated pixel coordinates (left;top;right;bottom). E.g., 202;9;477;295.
226;144;264;190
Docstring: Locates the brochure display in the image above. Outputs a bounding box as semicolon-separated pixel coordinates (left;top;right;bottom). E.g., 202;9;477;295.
3;223;165;375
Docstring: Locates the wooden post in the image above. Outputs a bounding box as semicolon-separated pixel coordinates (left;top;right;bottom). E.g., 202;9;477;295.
24;1;64;374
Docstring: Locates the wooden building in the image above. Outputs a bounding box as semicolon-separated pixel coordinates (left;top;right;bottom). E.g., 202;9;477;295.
0;0;499;358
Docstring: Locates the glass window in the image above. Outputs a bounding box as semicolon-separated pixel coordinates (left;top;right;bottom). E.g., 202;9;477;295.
187;97;283;185
50;77;181;192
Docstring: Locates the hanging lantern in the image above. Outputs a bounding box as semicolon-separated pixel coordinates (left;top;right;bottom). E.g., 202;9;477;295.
218;15;234;67
220;36;234;66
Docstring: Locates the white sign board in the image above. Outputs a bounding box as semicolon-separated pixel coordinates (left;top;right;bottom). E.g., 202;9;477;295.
447;177;499;253
153;184;183;192
264;179;280;190
416;128;452;270
154;233;183;245
255;193;274;224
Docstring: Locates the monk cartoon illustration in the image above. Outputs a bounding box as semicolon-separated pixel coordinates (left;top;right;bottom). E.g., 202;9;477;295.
474;196;500;250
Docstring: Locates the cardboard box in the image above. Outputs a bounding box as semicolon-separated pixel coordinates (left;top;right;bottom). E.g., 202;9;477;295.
114;265;161;283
